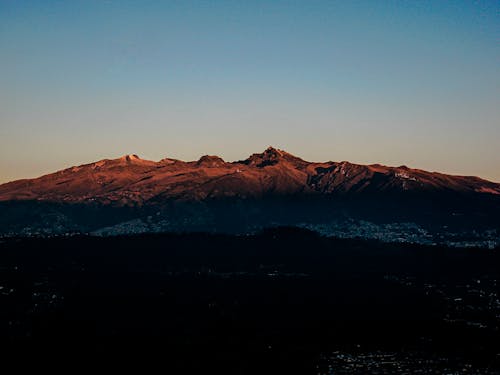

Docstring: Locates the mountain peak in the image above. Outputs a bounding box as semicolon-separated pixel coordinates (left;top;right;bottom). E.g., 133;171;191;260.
197;155;225;167
241;147;305;168
118;154;157;167
120;154;141;162
264;146;283;155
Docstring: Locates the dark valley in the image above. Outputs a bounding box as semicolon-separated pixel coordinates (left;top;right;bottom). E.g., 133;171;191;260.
1;229;499;373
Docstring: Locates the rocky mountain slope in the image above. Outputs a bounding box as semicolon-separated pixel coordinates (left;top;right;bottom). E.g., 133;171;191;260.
1;147;498;205
1;147;499;238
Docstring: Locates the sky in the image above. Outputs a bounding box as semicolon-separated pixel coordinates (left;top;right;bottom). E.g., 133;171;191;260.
1;0;499;183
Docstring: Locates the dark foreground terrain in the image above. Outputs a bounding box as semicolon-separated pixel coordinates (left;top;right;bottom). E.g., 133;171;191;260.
1;228;499;373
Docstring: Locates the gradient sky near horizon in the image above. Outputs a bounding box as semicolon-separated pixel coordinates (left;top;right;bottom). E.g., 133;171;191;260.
1;0;499;183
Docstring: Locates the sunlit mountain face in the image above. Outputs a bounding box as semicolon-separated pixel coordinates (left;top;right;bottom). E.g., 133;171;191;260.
1;147;499;203
1;147;499;242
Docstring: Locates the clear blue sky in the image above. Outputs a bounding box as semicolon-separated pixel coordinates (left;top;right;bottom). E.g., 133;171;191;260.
1;0;499;183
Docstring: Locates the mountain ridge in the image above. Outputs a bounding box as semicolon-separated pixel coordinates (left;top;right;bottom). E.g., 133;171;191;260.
1;147;499;240
1;147;499;205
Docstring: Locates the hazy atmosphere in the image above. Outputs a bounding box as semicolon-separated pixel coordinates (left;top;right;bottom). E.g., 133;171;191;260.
1;0;499;183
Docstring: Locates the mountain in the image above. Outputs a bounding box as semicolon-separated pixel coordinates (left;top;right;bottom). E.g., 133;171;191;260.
1;147;499;242
1;146;499;203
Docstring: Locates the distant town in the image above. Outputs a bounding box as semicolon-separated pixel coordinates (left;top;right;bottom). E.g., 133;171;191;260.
3;217;498;250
